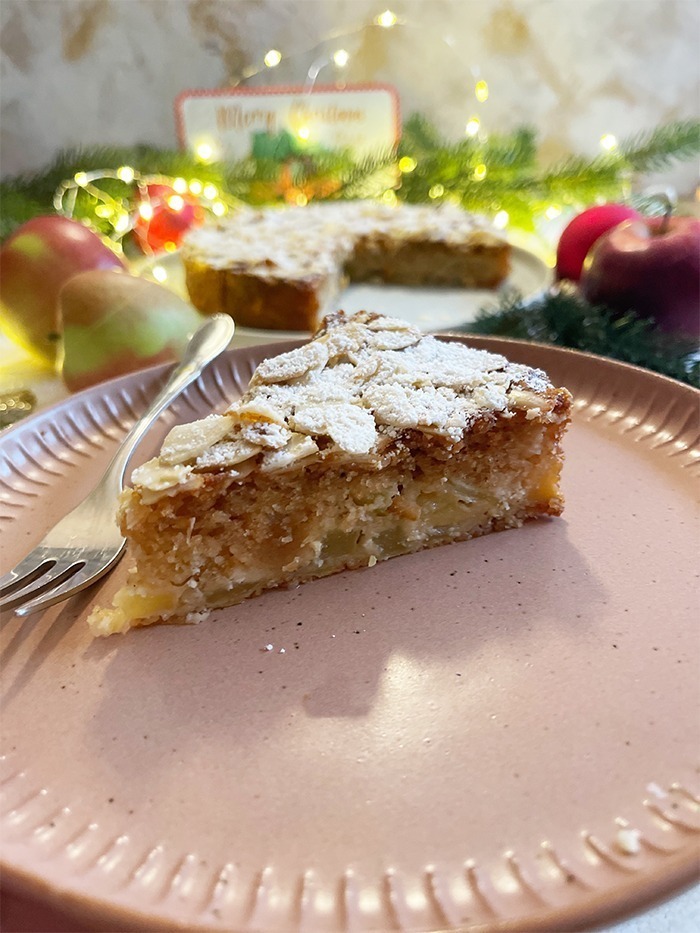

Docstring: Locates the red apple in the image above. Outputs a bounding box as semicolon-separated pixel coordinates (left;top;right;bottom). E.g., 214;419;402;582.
0;215;125;365
555;203;642;282
580;215;700;338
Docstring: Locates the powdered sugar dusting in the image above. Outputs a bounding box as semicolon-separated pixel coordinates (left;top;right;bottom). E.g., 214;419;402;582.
136;311;558;489
195;438;261;468
290;402;377;455
233;311;553;452
160;414;236;465
182;201;502;280
252;340;329;384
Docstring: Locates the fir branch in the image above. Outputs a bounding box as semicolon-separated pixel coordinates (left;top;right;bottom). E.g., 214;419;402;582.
7;146;225;202
464;288;700;387
332;153;397;198
619;120;700;173
0;185;45;239
2;115;699;258
535;152;626;202
472;127;539;172
399;113;444;155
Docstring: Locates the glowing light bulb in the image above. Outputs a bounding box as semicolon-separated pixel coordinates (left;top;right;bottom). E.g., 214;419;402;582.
295;192;308;206
138;202;154;221
114;213;130;233
195;142;214;162
600;133;618;151
212;201;227;217
428;184;445;199
189;179;203;195
398;156;417;173
545;205;562;220
333;49;350;68
95;204;112;218
465;117;480;137
74;172;88;187
203;184;218;200
475;80;489;103
167;195;185;212
116;165;135;184
377;10;397;28
297;126;310;141
473;164;487;181
152;265;167;283
493;210;509;229
264;49;282;68
173;177;188;194
164;241;178;253
382;189;398;205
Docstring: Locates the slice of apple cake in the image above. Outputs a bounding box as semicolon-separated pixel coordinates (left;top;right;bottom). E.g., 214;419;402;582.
88;311;571;636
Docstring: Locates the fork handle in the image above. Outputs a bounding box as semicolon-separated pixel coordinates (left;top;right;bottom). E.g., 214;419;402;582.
101;314;235;491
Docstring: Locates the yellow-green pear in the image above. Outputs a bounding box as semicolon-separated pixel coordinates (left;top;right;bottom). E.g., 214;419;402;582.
60;269;204;391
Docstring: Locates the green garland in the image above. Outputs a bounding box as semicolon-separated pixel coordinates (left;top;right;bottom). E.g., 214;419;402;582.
1;115;698;388
464;288;699;388
1;115;699;241
397;117;700;231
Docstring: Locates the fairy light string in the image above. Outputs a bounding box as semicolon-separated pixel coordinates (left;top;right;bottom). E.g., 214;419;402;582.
54;167;239;255
48;8;698;254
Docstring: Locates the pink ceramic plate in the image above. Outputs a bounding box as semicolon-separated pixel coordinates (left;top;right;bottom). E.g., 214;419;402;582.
1;338;698;933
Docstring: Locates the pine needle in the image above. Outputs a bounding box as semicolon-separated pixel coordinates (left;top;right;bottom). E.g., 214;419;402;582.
464;289;699;387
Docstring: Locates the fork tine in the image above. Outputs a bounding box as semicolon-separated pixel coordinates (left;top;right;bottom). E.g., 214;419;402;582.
0;562;85;613
0;557;56;597
14;548;126;618
14;572;91;617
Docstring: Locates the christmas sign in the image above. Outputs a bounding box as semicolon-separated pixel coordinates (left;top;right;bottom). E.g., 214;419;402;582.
176;84;400;162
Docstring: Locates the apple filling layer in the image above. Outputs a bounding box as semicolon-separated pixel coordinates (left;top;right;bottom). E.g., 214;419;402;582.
88;311;571;636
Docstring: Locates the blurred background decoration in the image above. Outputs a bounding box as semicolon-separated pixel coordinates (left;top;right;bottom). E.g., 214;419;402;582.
13;117;693;257
2;0;699;248
2;0;699;190
1;0;699;406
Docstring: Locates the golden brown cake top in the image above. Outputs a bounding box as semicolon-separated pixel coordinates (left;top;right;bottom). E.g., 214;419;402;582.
131;312;560;497
181;201;505;279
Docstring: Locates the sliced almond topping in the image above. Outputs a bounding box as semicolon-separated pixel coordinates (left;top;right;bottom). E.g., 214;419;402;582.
195;438;261;469
239;420;293;450
251;341;329;385
260;433;319;473
232;399;286;424
368;328;422;351
131;458;193;491
290;403;376;455
365;314;418;333
508;388;546;411
160;414;235;465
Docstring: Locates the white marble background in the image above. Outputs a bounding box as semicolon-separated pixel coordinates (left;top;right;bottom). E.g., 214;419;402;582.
1;0;699;195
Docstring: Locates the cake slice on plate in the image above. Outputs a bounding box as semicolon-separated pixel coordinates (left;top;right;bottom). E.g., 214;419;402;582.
89;311;571;636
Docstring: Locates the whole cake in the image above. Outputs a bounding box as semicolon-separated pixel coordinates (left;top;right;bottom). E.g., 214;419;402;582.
182;201;511;331
89;311;571;636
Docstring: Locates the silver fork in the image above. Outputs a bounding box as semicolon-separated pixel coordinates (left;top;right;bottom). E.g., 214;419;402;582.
0;313;235;618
